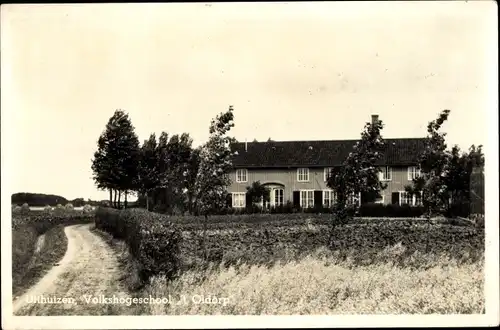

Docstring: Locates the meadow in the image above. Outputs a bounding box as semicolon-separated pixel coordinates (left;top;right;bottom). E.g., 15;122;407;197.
95;208;485;314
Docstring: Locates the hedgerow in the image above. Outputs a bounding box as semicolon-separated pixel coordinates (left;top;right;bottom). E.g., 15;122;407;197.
95;208;182;282
95;207;483;278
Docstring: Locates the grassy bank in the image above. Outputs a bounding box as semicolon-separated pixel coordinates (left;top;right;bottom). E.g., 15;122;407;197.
12;225;68;297
11;212;95;296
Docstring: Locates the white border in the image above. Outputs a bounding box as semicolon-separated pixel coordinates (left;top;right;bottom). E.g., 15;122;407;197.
2;2;498;329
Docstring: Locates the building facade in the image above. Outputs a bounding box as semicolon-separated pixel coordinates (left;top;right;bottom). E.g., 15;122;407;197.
228;116;426;209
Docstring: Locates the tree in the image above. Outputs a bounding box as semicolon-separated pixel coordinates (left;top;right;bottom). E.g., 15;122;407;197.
154;131;170;211
165;133;195;214
327;117;386;231
92;134;116;206
184;147;201;215
246;181;270;208
194;105;235;256
405;110;451;218
91;109;140;208
137;133;160;211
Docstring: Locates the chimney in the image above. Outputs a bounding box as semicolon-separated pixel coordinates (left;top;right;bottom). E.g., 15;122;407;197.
245;138;248;152
371;114;379;125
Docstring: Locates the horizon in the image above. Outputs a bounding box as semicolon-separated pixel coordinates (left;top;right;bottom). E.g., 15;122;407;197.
2;2;496;201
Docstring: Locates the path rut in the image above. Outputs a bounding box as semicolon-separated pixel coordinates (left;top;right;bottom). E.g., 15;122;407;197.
13;224;131;316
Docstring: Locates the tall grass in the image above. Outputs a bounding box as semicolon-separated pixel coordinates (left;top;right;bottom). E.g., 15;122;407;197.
142;246;484;315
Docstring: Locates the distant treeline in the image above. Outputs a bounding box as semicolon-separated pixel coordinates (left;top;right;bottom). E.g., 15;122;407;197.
11;193;111;207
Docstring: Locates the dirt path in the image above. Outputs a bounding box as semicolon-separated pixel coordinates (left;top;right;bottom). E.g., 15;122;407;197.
13;224;131;316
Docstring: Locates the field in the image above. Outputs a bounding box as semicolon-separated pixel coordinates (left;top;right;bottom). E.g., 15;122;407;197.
95;208;485;314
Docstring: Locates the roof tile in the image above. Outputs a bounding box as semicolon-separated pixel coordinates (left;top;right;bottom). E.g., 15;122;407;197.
230;138;426;168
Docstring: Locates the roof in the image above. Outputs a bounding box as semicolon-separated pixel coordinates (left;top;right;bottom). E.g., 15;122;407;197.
230;138;426;168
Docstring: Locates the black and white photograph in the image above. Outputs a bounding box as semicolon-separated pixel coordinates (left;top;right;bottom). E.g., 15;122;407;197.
1;2;498;329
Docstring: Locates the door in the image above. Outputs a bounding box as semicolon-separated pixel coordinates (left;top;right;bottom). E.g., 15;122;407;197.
274;188;284;206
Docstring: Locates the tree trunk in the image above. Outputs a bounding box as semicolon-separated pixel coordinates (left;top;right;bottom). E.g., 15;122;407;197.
146;191;150;211
124;191;128;209
113;189;118;208
188;195;193;215
109;189;113;206
118;190;122;209
203;214;208;260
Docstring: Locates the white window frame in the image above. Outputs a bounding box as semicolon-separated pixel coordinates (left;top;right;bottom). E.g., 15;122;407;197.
374;195;385;204
399;191;423;206
232;192;246;208
322;189;335;207
379;166;392;181
300;190;314;208
407;166;421;181
324;167;333;182
297;168;310;182
273;188;284;206
235;169;248;183
347;192;362;206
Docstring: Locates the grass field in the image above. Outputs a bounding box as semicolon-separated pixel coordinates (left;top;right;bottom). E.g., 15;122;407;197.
144;250;484;314
94;208;485;315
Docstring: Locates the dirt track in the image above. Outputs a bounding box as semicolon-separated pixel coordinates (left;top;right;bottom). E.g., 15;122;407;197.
13;224;131;316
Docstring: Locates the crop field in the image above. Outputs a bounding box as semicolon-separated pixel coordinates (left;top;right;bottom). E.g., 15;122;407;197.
95;207;485;314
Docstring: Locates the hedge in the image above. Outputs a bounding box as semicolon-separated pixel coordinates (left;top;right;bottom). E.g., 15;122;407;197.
208;203;425;218
95;208;182;282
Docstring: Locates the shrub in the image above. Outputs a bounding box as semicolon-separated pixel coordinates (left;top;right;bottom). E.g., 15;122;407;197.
53;204;65;215
470;214;485;228
82;204;94;213
65;203;74;210
95;208;182;282
43;205;52;213
358;203;425;218
20;203;30;214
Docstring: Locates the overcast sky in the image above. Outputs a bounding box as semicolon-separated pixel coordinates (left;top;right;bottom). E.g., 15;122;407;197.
1;2;497;201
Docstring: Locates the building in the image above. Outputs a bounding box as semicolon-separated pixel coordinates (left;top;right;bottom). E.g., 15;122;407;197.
228;115;426;209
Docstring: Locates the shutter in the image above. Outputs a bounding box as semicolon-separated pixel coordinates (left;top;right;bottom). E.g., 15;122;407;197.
293;191;300;207
391;192;400;205
226;193;232;208
314;190;322;208
245;193;252;208
360;192;367;205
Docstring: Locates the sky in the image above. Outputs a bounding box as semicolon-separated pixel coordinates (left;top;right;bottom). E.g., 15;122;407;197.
1;2;497;201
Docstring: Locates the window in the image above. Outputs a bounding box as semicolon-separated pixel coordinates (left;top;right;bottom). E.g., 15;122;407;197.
274;189;284;206
347;192;362;206
415;192;423;206
399;191;423;206
297;168;309;182
236;169;248;183
300;190;314;208
379;166;392;181
400;192;413;205
408;166;421;181
323;190;335;207
232;193;246;208
324;167;333;182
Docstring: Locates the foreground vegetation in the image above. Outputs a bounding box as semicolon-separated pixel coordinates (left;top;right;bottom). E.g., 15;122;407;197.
144;251;484;314
95;207;484;314
11;212;95;296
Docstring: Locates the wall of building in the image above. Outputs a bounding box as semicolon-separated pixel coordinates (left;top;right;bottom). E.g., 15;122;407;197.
228;165;416;205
